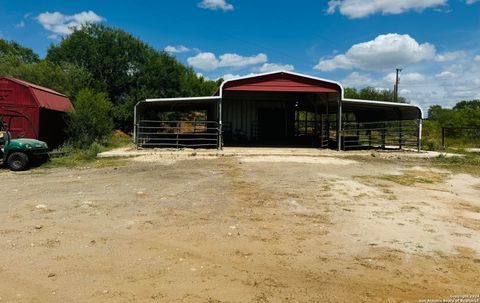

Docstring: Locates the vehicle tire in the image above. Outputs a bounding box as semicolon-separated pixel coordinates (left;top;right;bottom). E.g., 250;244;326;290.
7;152;30;171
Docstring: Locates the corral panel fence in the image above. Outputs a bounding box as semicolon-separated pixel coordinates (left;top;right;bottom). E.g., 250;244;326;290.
135;120;220;148
341;119;421;150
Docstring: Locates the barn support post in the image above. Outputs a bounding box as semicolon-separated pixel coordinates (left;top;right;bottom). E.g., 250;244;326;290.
320;104;324;147
417;119;423;152
218;98;223;150
399;120;403;150
326;100;330;147
304;104;308;136
133;102;139;147
441;127;445;149
397;110;403;150
381;122;386;149
314;102;319;147
337;99;343;151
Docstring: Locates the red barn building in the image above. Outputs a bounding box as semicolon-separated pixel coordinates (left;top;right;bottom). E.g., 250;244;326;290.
0;76;74;148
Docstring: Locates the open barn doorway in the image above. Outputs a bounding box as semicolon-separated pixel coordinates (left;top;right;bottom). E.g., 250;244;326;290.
257;108;286;144
221;90;337;148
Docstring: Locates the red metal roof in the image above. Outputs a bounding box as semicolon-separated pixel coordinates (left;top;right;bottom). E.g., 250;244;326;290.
0;76;74;112
221;72;341;94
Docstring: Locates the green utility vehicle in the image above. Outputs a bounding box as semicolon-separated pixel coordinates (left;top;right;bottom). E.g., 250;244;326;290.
0;115;49;171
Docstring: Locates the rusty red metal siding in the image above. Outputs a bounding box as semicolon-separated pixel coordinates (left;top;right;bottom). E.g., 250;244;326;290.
0;77;73;147
31;88;74;112
223;73;341;93
4;77;74;112
0;78;39;139
0;78;33;106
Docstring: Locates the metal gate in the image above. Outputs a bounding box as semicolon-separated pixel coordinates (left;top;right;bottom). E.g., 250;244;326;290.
341;119;421;151
135;120;220;148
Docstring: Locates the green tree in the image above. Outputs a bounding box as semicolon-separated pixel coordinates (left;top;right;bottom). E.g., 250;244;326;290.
344;87;359;99
47;24;220;129
453;100;480;111
428;105;449;122
427;100;480;127
0;55;93;99
181;68;223;96
425;100;480;149
0;39;40;64
46;24;151;99
67;89;113;147
344;86;407;103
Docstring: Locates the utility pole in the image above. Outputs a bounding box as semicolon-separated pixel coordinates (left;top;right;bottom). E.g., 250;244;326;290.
394;68;402;103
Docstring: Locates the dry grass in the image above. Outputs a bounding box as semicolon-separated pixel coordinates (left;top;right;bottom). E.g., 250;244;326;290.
379;170;447;186
459;202;480;213
432;153;480;176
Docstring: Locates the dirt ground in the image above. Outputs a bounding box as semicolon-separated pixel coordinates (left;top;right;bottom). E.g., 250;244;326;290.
1;151;480;302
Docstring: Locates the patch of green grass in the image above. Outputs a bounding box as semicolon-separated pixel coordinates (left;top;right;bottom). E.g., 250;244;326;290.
357;168;447;187
432;152;480;176
42;133;132;169
379;171;446;186
442;137;480;149
104;132;133;149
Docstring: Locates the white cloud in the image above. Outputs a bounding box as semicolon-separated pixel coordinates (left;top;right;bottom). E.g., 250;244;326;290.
196;72;210;80
435;71;458;79
164;45;191;53
219;53;267;67
326;0;448;18
188;52;219;71
465;0;479;4
343;71;428;89
217;73;259;81
475;55;480;62
314;54;353;71
340;52;480;111
15;13;31;28
314;34;436;71
187;52;267;71
435;51;466;62
219;73;242;81
198;0;234;11
15;21;25;28
342;72;377;87
258;63;295;73
384;72;427;83
36;11;104;38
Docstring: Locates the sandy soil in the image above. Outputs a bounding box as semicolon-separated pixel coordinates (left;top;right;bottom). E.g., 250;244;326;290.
1;152;480;302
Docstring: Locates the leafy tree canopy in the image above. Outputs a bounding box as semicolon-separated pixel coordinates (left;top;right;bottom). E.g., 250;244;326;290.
66;88;113;147
0;55;93;99
344;86;407;103
428;100;480;127
46;24;219;129
0;39;40;64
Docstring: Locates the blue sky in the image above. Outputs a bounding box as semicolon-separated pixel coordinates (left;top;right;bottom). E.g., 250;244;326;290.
1;0;479;111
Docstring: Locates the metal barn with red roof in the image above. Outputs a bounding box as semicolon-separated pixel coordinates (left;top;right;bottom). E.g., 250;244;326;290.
134;71;423;151
0;76;74;148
